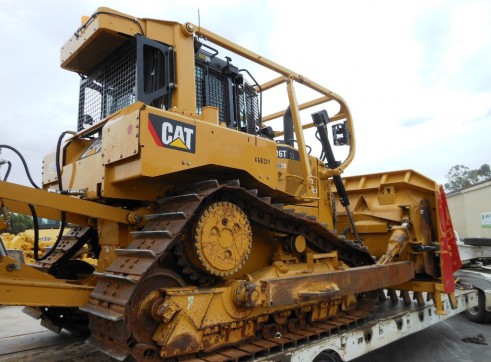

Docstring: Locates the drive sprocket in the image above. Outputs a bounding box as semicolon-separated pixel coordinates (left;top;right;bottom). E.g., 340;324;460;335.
190;201;252;277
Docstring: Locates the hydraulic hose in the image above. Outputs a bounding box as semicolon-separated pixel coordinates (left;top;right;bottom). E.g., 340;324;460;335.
311;110;361;242
29;203;67;262
35;130;76;261
1;130;74;262
0;145;40;189
0;160;11;181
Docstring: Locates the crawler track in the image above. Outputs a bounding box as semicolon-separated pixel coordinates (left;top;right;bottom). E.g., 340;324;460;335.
78;180;374;361
179;306;374;362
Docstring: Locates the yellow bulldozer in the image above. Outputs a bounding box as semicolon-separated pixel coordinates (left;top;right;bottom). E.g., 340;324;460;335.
0;8;461;361
0;218;97;265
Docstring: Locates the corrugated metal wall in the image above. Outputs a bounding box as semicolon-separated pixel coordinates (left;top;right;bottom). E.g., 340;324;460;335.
447;181;491;238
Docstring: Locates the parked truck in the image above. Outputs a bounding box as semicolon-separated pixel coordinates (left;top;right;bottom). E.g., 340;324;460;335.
455;236;491;323
0;8;466;361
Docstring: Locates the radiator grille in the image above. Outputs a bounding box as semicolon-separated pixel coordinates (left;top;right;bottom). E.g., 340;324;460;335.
195;63;231;123
195;58;260;134
239;83;260;134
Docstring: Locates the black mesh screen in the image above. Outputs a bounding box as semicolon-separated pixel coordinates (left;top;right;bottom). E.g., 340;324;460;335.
78;42;136;131
195;55;260;134
238;83;260;134
195;64;205;114
195;63;231;123
208;68;231;123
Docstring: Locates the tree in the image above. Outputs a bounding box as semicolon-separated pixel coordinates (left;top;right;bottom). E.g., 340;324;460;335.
444;164;491;192
6;213;33;234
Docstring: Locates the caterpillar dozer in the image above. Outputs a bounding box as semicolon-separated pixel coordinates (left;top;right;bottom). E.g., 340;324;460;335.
0;8;461;361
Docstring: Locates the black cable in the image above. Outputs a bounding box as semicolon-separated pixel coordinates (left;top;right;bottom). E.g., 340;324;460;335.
285;139;312;154
0;145;40;189
2;130;73;262
28;204;40;260
41;130;76;261
2;161;11;181
29;204;67;262
42;210;66;262
315;130;326;161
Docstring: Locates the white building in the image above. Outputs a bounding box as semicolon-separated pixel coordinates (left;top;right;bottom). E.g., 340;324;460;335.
446;180;491;238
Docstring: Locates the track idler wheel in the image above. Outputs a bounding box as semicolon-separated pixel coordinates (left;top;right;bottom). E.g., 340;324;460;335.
189;201;252;277
128;269;186;359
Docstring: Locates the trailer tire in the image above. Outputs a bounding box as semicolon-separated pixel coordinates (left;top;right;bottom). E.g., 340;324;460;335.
463;238;491;247
465;290;491;324
313;351;342;362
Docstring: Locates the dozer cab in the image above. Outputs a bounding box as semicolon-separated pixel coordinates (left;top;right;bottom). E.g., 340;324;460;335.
0;8;461;361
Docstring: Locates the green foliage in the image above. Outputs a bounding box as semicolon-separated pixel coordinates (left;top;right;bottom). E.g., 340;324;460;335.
444;164;491;192
7;213;33;234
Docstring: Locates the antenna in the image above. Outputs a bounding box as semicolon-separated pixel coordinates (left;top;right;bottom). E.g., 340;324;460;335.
198;9;201;32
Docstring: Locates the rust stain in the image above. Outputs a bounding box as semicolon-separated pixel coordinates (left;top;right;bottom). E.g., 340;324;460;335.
162;332;200;356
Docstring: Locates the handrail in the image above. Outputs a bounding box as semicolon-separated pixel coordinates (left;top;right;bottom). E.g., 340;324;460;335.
183;22;356;176
262;96;332;123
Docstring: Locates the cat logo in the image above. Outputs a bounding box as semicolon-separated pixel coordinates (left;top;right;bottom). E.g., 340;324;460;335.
148;114;196;153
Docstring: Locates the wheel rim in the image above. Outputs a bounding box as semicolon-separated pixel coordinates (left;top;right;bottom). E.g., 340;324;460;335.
468;305;480;316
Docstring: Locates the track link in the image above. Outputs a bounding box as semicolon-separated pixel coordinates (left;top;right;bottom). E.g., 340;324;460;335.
82;179;375;361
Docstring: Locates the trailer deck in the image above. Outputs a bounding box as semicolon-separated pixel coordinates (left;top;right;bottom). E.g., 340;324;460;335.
260;289;478;361
0;290;485;361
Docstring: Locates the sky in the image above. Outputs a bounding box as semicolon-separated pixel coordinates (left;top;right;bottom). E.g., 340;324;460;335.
0;0;490;187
